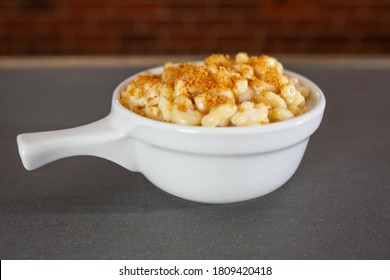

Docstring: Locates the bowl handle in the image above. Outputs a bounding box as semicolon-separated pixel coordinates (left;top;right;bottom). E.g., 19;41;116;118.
16;116;137;171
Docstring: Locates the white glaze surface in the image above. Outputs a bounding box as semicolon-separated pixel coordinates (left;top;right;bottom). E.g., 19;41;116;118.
17;68;326;203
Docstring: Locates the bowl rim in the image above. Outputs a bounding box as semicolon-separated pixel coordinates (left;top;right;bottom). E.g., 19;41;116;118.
112;65;326;135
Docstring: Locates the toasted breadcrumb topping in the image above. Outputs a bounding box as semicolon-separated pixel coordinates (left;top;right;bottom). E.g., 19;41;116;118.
120;52;309;127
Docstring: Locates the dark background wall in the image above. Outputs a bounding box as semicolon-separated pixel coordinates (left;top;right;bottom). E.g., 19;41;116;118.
0;0;389;55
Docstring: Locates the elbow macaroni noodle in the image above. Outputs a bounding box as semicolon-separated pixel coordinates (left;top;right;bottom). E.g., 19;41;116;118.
120;52;310;127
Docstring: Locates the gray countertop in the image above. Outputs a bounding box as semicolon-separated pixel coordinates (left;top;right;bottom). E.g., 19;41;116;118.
0;63;389;259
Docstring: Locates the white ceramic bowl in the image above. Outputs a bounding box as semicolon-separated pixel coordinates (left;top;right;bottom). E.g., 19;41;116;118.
17;66;325;204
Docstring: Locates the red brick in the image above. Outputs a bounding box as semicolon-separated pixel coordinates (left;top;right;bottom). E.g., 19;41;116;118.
0;0;389;55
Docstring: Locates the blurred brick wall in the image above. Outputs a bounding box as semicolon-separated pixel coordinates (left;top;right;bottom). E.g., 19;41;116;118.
0;0;389;55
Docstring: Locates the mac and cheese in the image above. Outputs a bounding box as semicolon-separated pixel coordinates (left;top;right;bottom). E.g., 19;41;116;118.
120;53;310;127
